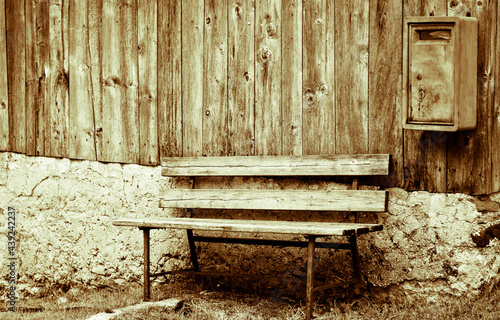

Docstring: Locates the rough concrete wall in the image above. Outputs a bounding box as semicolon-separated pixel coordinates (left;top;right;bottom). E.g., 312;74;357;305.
1;152;499;300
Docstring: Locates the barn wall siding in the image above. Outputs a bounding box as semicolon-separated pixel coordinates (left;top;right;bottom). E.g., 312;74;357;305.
1;0;499;195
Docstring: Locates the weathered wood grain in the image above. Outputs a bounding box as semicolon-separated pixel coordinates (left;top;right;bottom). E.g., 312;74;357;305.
403;0;448;193
203;0;228;156
0;0;8;151
6;0;26;154
159;189;388;212
303;0;335;156
32;0;50;156
25;0;36;155
182;0;204;156
282;0;302;156
113;217;384;236
158;0;182;158
69;0;97;160
138;0;158;165
447;0;492;194
255;0;282;156
49;0;70;158
101;0;139;163
335;0;369;154
369;0;403;187
493;0;500;192
88;0;103;161
228;0;255;156
161;154;390;176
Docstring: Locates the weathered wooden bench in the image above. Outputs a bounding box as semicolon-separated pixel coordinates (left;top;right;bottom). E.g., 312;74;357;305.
113;154;389;320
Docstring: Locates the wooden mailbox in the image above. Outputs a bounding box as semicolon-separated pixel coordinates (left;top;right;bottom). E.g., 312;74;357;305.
402;16;478;131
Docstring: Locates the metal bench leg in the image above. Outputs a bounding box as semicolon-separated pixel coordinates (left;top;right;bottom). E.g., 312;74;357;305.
349;235;361;282
186;229;199;271
305;236;316;320
142;227;151;301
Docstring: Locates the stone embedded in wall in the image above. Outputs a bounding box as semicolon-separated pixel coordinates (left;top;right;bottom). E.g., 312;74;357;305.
0;151;500;301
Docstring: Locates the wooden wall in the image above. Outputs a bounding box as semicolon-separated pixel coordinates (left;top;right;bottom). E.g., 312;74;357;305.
0;0;499;195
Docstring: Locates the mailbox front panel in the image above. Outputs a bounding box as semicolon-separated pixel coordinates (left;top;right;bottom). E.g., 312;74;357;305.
408;25;455;125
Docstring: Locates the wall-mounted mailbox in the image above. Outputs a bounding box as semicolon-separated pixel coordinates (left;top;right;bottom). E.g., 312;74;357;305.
403;17;478;131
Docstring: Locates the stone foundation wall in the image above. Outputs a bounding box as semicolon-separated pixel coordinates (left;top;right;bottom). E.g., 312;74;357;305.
1;152;499;300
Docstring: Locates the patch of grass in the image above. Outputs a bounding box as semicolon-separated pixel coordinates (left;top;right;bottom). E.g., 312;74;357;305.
1;279;500;320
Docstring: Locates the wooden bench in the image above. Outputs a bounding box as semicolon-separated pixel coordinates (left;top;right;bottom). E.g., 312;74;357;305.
113;154;389;320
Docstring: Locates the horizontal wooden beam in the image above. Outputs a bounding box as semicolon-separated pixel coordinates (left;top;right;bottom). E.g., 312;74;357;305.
160;189;387;212
161;154;390;176
112;217;383;236
191;236;352;249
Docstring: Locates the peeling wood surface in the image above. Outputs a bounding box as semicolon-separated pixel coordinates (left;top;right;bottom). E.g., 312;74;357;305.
182;0;204;157
158;0;182;157
368;0;403;187
255;0;282;156
228;0;255;156
113;217;383;236
161;154;390;176
49;0;70;158
138;0;158;165
69;0;96;160
447;0;493;194
101;0;139;163
0;0;8;151
203;0;228;156
403;0;448;193
493;0;500;192
302;0;335;156
282;0;302;156
335;0;369;154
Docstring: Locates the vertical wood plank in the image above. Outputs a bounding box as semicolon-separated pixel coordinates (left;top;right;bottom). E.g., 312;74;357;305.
89;0;102;161
158;0;182;158
335;0;369;154
138;0;158;165
101;0;139;163
6;0;26;154
25;0;36;155
369;0;403;187
255;0;281;156
203;0;228;156
69;0;97;160
303;0;335;155
402;0;448;192
493;0;500;192
281;0;302;156
49;0;70;158
182;0;204;156
228;0;255;156
447;0;493;194
35;0;50;156
0;0;8;151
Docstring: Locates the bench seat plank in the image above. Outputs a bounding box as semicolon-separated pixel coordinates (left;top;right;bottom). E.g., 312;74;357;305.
160;189;387;212
161;154;390;176
112;217;383;236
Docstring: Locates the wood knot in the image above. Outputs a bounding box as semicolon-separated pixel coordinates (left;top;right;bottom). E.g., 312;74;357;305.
234;5;241;18
244;71;251;82
257;47;272;64
265;23;277;37
449;0;460;8
205;110;210;116
206;17;211;24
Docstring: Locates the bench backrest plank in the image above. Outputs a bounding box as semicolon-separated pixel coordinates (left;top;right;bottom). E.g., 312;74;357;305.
160;189;388;212
161;154;390;177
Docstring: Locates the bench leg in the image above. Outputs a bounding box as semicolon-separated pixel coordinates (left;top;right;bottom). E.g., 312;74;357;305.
349;235;361;282
142;227;151;301
186;229;199;271
305;236;316;320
